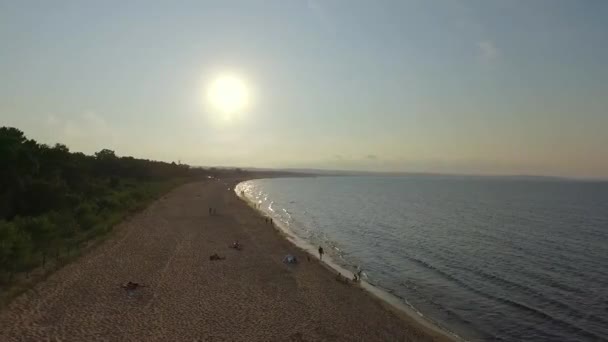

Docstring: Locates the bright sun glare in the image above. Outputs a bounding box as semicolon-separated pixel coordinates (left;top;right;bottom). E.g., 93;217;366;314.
207;74;249;115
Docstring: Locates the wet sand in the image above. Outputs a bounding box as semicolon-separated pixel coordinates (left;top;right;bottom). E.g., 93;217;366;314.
0;179;455;341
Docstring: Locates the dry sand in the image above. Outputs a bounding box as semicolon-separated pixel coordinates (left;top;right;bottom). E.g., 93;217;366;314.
0;179;456;341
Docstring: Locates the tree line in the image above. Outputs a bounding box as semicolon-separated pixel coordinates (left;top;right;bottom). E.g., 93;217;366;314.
0;126;211;285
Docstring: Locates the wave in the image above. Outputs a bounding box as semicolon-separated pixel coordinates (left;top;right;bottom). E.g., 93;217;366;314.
400;254;606;341
413;242;608;329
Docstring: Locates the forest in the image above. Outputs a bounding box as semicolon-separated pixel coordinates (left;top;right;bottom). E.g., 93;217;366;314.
0;126;211;285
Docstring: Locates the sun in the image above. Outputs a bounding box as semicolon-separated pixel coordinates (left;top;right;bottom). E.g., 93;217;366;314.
206;74;249;114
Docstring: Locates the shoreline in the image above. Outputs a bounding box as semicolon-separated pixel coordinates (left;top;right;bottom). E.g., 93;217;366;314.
235;178;463;342
0;177;458;341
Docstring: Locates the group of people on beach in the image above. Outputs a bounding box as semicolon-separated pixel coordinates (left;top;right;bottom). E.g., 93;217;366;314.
208;207;218;215
210;240;243;261
121;217;362;296
318;246;362;282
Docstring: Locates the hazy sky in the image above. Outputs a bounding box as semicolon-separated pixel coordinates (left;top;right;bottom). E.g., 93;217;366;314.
1;1;607;178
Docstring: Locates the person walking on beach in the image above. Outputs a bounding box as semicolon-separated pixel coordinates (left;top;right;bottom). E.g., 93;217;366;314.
318;246;324;260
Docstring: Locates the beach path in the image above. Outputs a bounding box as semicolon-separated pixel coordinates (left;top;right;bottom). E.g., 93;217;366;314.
0;179;452;341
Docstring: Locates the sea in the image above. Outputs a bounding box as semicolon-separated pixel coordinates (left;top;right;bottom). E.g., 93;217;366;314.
235;176;608;342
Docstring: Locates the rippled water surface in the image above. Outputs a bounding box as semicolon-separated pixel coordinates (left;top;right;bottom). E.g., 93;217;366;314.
236;176;608;341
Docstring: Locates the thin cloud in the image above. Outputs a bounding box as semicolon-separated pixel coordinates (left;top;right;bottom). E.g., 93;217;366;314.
45;111;117;153
306;0;333;31
478;40;499;62
64;111;111;140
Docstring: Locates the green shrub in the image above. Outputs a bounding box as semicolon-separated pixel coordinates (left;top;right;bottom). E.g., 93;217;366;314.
0;220;33;281
75;203;99;231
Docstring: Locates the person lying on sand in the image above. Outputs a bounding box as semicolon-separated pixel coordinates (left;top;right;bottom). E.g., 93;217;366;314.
209;253;226;261
335;273;351;284
121;281;145;291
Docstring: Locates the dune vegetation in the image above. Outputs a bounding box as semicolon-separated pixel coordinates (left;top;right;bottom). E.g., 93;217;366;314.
0;127;210;287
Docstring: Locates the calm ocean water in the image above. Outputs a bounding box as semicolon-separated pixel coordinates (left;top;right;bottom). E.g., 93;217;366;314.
236;176;608;341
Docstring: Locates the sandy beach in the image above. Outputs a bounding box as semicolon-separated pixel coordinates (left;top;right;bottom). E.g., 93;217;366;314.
0;178;455;341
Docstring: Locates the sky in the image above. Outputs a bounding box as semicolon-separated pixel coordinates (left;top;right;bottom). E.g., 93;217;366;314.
1;0;607;178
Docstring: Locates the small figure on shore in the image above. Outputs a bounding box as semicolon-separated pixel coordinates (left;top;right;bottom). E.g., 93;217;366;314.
209;207;212;215
265;217;268;224
318;246;324;260
270;218;273;225
352;267;363;282
335;273;349;284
